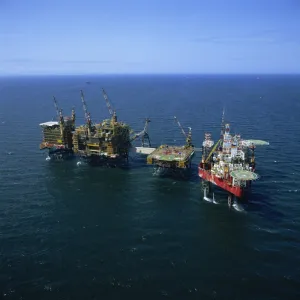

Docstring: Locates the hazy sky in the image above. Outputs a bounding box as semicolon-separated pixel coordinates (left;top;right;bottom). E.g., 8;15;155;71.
1;0;300;75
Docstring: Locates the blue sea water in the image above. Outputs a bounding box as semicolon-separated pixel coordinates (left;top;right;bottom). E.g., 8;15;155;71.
0;74;299;299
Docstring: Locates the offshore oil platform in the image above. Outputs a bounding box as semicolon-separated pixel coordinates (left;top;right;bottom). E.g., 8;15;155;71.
147;116;195;175
73;89;132;165
199;110;269;207
39;90;269;208
39;88;151;164
39;98;75;160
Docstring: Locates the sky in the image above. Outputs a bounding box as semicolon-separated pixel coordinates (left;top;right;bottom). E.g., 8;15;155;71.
0;0;300;75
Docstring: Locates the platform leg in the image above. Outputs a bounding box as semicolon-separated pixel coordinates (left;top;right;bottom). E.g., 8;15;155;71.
209;181;213;195
201;180;210;194
212;192;217;204
228;193;233;208
202;180;217;203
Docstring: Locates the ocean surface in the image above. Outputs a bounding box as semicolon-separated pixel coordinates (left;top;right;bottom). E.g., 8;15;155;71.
0;74;299;299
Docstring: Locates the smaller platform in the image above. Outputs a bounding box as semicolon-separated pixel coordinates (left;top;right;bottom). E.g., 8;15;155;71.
147;145;195;168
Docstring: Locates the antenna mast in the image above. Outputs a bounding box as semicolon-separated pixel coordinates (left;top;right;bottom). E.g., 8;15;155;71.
220;108;225;139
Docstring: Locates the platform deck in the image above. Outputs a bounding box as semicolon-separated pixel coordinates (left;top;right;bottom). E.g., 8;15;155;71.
148;145;194;162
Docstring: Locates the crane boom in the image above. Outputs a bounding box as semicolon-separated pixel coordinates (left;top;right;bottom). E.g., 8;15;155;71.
130;118;151;147
142;118;150;133
80;90;91;122
80;90;92;136
205;139;221;163
102;88;114;116
53;96;60;119
174;116;187;137
174;116;193;147
131;118;150;140
53;96;64;125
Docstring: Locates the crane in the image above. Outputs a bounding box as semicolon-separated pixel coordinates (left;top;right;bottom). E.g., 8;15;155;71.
131;118;151;147
102;88;117;123
80;90;92;136
71;106;76;130
204;109;226;164
53;96;60;119
174;116;192;147
53;96;65;137
53;96;64;125
204;139;221;163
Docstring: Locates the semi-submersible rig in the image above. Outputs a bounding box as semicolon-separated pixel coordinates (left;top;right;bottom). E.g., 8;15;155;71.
39;89;151;164
199;110;268;207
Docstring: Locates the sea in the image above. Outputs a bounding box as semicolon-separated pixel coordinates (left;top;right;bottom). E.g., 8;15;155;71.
0;74;299;299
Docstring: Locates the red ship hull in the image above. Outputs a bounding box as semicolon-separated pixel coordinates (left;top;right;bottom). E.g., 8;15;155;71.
198;166;245;198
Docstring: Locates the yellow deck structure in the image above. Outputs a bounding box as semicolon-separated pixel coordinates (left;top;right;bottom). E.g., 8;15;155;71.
73;118;131;159
73;89;131;162
147;145;195;169
39;98;75;152
147;116;195;169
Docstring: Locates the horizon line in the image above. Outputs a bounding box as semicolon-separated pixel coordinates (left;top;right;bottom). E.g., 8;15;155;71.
0;72;300;77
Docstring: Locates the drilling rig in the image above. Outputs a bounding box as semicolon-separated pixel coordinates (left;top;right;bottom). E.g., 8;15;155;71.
199;110;268;207
39;97;75;160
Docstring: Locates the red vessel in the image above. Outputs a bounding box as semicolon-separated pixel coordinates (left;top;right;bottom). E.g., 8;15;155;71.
198;113;267;205
198;164;246;198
